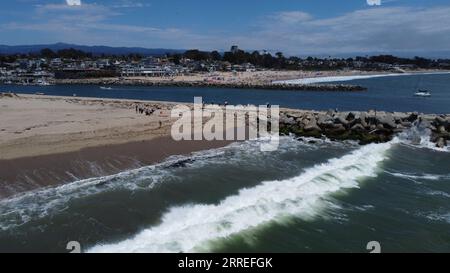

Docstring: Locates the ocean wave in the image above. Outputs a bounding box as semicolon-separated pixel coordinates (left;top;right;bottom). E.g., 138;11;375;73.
273;71;450;85
88;141;394;253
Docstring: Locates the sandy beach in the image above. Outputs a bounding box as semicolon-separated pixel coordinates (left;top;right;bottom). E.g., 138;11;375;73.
0;94;179;160
0;94;231;198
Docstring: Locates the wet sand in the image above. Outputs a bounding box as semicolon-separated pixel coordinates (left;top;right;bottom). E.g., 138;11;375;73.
0;136;232;199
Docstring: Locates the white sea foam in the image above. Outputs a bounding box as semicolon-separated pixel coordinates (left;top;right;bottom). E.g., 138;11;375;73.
415;138;450;153
88;141;395;253
424;212;450;223
385;171;450;181
426;190;450;198
397;126;450;153
273;72;450;85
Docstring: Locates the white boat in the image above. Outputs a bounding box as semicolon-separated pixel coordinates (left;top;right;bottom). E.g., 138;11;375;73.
36;79;52;86
414;90;431;97
100;86;113;90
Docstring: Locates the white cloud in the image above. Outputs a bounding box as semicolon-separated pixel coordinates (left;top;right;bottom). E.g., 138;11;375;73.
2;4;450;55
232;6;450;55
66;0;82;6
367;0;382;6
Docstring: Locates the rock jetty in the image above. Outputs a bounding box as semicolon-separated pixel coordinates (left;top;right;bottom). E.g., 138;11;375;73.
279;109;450;148
55;79;366;92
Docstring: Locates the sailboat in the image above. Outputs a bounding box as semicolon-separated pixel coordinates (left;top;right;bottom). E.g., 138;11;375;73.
413;75;431;97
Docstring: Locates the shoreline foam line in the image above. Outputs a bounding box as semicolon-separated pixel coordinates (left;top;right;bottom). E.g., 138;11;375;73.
274;71;450;85
88;141;395;253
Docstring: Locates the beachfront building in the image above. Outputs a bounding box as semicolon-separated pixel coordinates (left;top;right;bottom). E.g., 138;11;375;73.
121;65;177;77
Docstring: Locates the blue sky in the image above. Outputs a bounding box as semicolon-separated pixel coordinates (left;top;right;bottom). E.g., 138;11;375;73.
1;0;450;55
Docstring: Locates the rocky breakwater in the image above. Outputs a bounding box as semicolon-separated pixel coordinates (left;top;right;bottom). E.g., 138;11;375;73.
56;78;366;92
279;109;450;148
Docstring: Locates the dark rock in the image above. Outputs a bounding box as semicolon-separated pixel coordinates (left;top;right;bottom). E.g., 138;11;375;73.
407;112;419;122
346;112;356;121
436;137;447;148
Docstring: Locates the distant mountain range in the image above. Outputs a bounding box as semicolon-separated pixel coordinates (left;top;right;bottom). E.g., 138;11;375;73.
0;43;186;56
1;43;449;59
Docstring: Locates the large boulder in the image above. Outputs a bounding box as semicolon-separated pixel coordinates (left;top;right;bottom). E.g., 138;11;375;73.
304;116;322;132
351;123;366;132
286;112;304;120
435;116;446;125
334;113;349;127
317;113;335;127
359;113;369;128
330;123;346;133
378;113;397;129
438;126;447;134
280;116;296;125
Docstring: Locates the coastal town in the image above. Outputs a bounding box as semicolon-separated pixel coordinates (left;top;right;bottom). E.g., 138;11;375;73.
2;45;450;86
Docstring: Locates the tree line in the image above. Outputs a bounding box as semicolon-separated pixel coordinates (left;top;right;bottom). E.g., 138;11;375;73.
1;47;449;70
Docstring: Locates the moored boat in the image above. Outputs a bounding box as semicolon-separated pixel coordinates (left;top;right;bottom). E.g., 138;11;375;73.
414;90;431;97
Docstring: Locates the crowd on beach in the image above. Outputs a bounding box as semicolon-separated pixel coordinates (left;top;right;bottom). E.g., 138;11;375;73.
135;104;156;116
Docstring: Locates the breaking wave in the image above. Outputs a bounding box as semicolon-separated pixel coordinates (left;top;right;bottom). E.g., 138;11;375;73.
0;136;339;231
88;141;395;253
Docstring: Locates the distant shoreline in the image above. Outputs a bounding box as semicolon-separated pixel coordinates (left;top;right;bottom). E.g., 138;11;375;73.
48;69;450;89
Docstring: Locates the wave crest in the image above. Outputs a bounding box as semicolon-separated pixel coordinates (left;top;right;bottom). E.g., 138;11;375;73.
88;141;394;253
